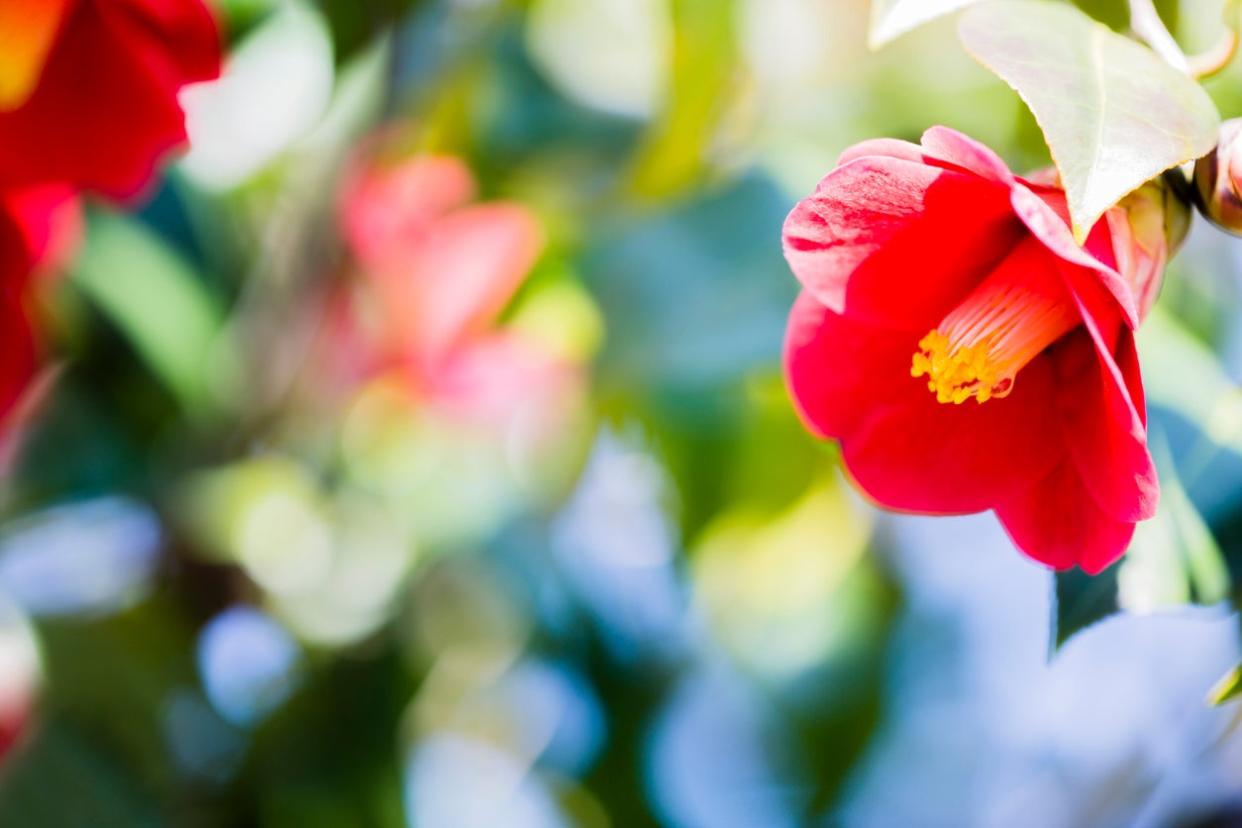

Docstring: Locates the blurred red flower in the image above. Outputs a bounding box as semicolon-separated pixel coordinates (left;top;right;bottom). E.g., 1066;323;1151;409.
783;127;1164;573
0;187;78;421
336;152;577;429
0;0;221;199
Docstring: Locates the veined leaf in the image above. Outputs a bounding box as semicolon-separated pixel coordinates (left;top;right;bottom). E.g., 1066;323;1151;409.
869;0;982;49
959;0;1220;243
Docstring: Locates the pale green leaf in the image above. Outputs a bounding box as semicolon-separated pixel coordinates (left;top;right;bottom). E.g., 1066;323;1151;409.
959;0;1220;243
1138;306;1242;458
869;0;982;48
1119;433;1230;612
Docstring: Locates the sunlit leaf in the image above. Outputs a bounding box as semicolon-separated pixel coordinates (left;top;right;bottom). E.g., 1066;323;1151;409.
629;0;737;197
1139;307;1242;459
1208;663;1242;705
1119;434;1231;612
869;0;981;49
958;0;1220;242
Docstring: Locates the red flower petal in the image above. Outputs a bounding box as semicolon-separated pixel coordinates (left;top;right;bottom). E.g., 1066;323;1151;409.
1050;280;1158;523
843;350;1060;515
0;0;75;110
996;455;1137;574
783;154;1023;330
784;291;915;440
0;0;220;198
105;0;221;85
0;202;43;418
785;292;1062;514
835;137;926;166
920;125;1015;185
1010;183;1139;328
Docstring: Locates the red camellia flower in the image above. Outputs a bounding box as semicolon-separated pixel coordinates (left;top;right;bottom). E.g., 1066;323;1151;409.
0;0;221;199
783;127;1170;573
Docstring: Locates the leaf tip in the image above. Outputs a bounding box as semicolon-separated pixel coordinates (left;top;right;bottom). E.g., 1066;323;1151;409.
1209;663;1242;706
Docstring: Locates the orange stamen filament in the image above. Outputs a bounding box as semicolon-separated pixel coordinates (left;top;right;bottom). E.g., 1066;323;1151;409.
910;263;1078;405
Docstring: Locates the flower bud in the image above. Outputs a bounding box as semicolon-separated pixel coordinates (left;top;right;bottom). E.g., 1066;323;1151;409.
1106;175;1191;320
1194;118;1242;234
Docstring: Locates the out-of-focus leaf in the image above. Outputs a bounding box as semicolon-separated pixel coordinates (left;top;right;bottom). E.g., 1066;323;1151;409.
318;0;420;65
1120;435;1231;611
1140;307;1242;460
869;0;982;48
958;0;1219;242
0;722;159;826
629;0;737;197
526;0;672;118
1052;565;1120;650
71;214;234;414
691;475;873;678
1208;662;1242;705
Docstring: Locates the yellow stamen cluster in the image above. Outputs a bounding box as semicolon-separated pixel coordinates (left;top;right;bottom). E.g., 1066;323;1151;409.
911;331;1011;405
908;239;1082;406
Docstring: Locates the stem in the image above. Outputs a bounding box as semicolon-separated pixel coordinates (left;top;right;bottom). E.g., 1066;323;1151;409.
1129;0;1242;80
1187;28;1238;79
1188;0;1241;79
1128;0;1189;72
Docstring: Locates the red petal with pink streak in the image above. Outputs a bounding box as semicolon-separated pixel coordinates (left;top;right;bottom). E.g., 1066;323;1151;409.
919;126;1015;184
785;292;1062;515
996;455;1137;574
783;154;1023;330
835;138;926;166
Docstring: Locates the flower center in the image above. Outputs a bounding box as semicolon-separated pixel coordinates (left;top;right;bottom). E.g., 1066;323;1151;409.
910;240;1078;405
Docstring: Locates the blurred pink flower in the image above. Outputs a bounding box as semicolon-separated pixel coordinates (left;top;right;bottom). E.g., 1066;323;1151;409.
334;152;579;431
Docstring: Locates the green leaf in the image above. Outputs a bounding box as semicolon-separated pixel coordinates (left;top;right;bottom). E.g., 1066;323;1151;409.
71;214;235;413
1138;306;1242;459
869;0;983;48
958;0;1220;243
1119;432;1231;611
1051;564;1119;651
629;0;737;197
